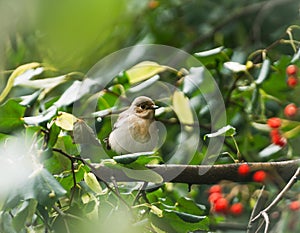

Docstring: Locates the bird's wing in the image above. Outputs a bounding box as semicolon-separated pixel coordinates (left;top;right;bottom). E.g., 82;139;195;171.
112;110;129;129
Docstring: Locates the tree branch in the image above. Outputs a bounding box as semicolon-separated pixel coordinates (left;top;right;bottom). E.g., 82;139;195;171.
90;159;300;185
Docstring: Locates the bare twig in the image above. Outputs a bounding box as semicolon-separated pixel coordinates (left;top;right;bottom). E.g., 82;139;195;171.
250;167;300;232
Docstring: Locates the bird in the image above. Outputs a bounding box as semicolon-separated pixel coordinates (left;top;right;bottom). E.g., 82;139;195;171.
106;96;160;154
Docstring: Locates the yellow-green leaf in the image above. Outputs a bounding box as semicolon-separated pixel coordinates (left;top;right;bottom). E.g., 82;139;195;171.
125;61;166;84
0;62;41;103
84;172;103;194
54;111;77;131
172;91;194;129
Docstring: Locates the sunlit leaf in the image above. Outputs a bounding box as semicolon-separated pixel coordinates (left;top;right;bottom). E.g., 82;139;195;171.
54;112;78;131
259;144;283;158
172;91;194;128
194;46;224;57
113;152;156;164
122;166;163;183
224;61;247;73
125;61;167;84
182;67;205;95
204;125;236;139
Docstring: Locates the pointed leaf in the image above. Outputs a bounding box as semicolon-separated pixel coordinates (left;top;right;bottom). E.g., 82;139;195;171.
123;167;163;183
23;106;57;125
182;67;205;95
113;152;156;164
255;59;270;85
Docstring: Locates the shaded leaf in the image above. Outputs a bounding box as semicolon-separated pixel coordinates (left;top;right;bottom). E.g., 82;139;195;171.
73;119;102;146
122;166;163;183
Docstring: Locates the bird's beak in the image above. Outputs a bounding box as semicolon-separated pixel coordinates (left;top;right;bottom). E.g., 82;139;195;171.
151;104;159;110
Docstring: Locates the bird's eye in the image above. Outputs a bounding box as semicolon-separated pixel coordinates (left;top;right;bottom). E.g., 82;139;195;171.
140;104;146;109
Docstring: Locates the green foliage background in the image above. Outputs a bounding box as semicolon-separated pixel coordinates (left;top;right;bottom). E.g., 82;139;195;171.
0;1;300;232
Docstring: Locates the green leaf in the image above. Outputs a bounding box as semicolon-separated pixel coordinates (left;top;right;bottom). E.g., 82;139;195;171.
12;200;37;232
256;59;270;85
172;91;194;127
113;152;156;164
176;197;205;215
127;75;160;93
84;172;103;194
204;125;236;139
48;123;61;148
0;99;26;133
125;61;167;84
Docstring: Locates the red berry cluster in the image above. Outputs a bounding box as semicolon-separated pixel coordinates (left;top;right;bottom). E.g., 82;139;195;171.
286;64;298;88
267;118;287;147
208;185;244;215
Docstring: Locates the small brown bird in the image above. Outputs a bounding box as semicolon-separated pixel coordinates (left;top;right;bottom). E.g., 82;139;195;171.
107;96;159;154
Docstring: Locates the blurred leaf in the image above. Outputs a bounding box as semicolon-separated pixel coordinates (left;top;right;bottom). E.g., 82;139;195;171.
23;106;57;125
172;91;194;127
259;144;283;158
12;200;37;232
5;167;66;208
0;99;25;134
13;67;44;87
255;59;270;85
54;111;77;131
204;125;236;139
176;197;205;215
0;62;41;103
251;122;270;132
84;172;103;194
195;46;224;57
19;90;42;106
125;61;167;84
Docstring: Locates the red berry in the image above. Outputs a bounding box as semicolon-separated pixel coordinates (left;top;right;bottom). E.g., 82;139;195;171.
148;0;159;9
208;192;223;204
284;103;298;118
238;164;250;176
230;203;244;215
289;201;300;211
253;170;267;183
287;76;298;88
208;185;222;194
272;135;287;147
267;117;281;128
286;65;298;76
214;198;229;213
